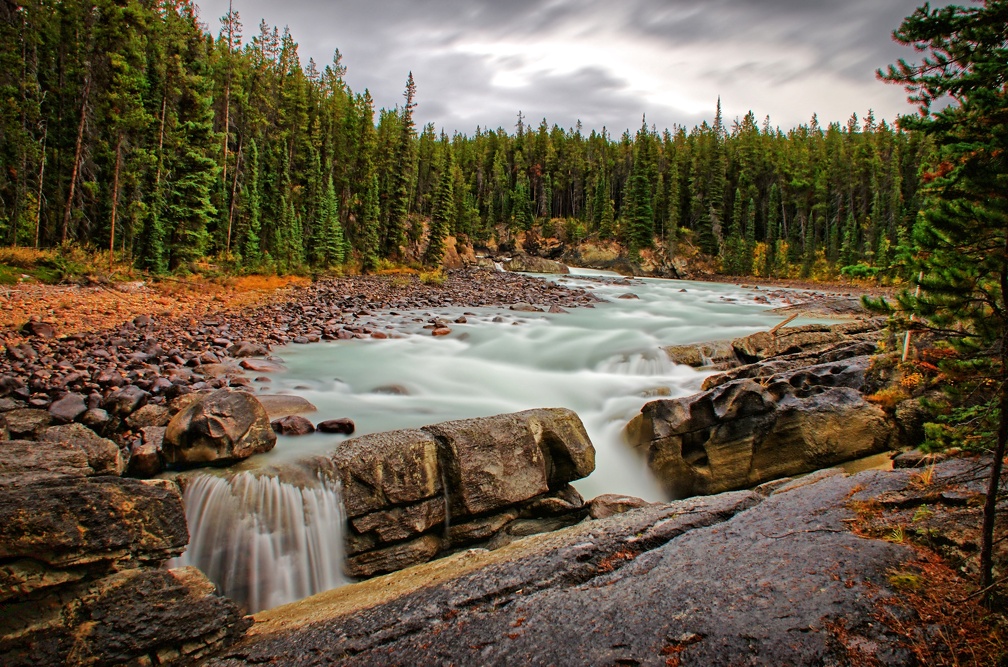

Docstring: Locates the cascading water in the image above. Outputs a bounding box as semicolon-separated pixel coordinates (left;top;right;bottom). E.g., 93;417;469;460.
169;471;348;614
232;270;813;503
175;270;822;612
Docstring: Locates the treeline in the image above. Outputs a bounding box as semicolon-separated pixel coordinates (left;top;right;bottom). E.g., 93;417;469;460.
0;0;932;277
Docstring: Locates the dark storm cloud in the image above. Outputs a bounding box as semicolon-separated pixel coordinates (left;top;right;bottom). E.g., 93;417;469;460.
196;0;933;134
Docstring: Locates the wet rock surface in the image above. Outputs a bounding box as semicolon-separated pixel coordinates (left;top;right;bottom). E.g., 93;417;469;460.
308;408;596;578
0;438;249;665
663;318;886;372
163;389;277;466
634;356;895;497
208;465;929;667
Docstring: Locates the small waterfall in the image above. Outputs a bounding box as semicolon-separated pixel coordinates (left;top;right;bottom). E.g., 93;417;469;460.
169;471;348;614
596;350;676;376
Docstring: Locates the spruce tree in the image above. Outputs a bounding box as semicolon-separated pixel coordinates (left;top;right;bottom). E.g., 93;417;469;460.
360;172;381;272
163;4;218;270
425;138;454;266
315;175;343;266
383;72;416;258
625;131;655;252
880;0;1008;600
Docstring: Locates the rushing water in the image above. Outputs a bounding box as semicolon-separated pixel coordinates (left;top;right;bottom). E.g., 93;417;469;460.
174;271;817;612
168;472;348;613
240;269;811;501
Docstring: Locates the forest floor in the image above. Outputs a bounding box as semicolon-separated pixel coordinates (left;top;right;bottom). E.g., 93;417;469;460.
0;274;310;347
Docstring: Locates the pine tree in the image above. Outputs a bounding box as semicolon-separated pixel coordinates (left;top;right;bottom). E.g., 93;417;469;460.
163;3;219;270
625;121;655;252
383;72;416;258
511;172;534;232
880;0;1008;600
425;137;455;266
242;139;262;264
314;175;343;266
360;172;381;272
721;188;748;275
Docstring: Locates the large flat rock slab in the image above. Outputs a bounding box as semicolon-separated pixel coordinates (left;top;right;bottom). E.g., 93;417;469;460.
208;466;920;666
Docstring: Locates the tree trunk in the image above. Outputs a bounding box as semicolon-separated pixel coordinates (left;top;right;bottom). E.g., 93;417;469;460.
109;133;122;267
981;239;1008;606
226;138;242;253
62;72;90;244
34;124;46;249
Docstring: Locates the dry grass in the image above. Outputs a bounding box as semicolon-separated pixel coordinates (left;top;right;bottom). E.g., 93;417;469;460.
867;386;912;410
844;486;1008;666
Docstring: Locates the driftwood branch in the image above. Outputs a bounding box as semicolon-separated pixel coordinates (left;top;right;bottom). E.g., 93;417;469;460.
769;314;799;336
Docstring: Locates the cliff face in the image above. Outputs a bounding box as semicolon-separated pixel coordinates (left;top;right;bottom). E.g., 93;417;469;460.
0;438;251;666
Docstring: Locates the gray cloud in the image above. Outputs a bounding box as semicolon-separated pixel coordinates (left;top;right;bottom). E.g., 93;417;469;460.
197;0;932;134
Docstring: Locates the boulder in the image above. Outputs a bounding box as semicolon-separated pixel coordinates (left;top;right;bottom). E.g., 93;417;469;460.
307;408;596;578
663;339;739;369
504;254;569;274
19;319;55;339
80;407;113;433
129;435;164;479
271;414;315;436
197;362;244;380
0;476;188;572
317;418;355;435
1;562;250;667
162;389;277;466
588;493;654;520
730;319;884;364
347;535;443;580
509;302;542;312
0;439;92;487
125;403;171;429
701;340;879;391
256;393;318;418
42;423;126;476
102;384;150;418
317;429;442;520
47;392;87;424
425;408;595;516
239;358;286;373
229;341;270;358
635;358;895;498
2;408;52;439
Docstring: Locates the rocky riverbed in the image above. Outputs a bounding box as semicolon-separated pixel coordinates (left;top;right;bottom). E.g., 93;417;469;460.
0;269;598;470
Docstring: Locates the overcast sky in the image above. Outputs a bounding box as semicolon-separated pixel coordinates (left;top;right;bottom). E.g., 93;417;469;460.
195;0;933;136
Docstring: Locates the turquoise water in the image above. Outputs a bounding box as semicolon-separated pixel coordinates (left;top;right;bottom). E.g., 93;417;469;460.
244;270;808;502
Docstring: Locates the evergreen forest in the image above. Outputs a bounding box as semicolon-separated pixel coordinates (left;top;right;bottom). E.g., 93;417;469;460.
0;0;933;278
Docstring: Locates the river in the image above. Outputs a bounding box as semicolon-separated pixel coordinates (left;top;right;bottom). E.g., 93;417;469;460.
171;270;818;612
